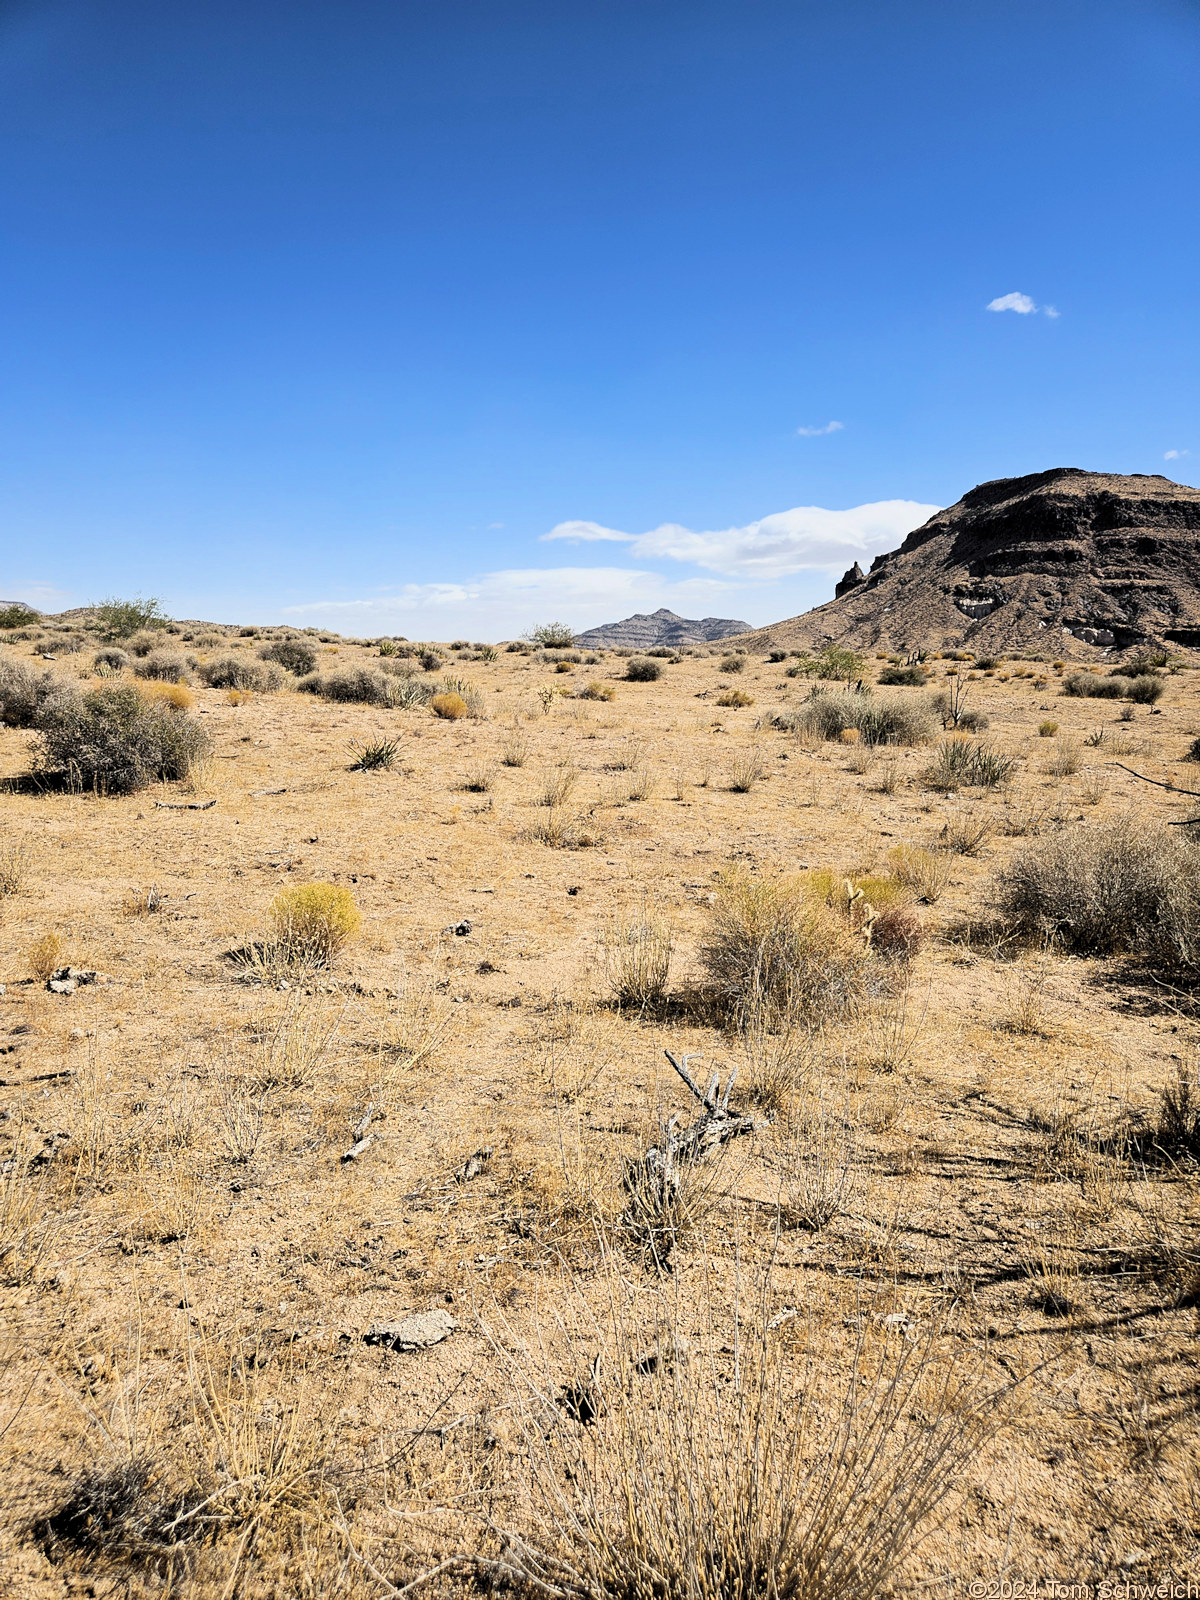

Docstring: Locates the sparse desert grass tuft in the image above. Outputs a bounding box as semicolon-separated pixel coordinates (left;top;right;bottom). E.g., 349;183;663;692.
728;747;767;791
501;728;529;766
139;680;195;710
1044;736;1081;776
0;840;30;899
577;680;616;701
538;762;579;807
889;843;951;902
1038;719;1059;737
461;759;496;792
27;931;64;981
924;737;1015;791
122;884;167;917
938;810;994;855
717;687;754;708
268;882;361;969
602;909;674;1006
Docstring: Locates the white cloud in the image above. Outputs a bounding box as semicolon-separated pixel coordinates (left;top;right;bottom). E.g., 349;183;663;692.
795;420;844;437
541;519;635;544
1165;449;1188;461
987;291;1059;318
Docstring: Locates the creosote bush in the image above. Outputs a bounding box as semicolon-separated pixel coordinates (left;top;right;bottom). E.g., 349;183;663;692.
626;657;664;682
787;689;935;748
259;638;318;675
34;684;212;795
997;817;1200;969
133;649;191;684
297;667;395;705
268;882;361;967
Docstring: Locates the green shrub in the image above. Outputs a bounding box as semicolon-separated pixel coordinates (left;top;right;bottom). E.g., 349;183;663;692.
626;657;664;682
34;684;211;795
1062;673;1124;699
93;596;169;641
877;664;927;687
997;818;1200;968
0;604;38;629
0;656;79;728
719;653;747;674
259;639;318;675
200;657;285;692
1113;651;1168;676
527;622;576;648
786;645;865;681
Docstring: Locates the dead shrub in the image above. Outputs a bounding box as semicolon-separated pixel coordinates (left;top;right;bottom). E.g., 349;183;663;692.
888;844;951;903
28;932;64;981
871;904;925;961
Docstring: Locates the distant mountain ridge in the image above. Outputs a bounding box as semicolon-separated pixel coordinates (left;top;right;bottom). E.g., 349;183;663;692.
575;607;752;649
737;468;1200;658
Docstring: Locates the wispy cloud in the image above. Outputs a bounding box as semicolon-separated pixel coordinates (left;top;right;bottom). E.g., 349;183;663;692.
1165;449;1188;461
541;519;635;544
795;420;844;437
987;291;1059;318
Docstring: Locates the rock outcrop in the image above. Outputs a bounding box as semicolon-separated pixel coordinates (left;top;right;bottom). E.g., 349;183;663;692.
737;469;1200;658
575;607;752;649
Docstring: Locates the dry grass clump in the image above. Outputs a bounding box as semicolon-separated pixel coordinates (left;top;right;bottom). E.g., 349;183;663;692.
889;844;951;903
539;763;579;808
469;1282;1001;1600
268;882;361;968
28;931;64;980
578;680;616;701
717;688;754;708
0;840;30;899
502;729;530;766
140;681;195;711
1043;736;1080;776
602;910;674;1006
34;683;212;795
1037;719;1059;737
700;870;870;1026
431;691;468;719
727;748;767;791
997;817;1200;967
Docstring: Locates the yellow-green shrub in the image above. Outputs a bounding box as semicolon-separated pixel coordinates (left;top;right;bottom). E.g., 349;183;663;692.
269;883;361;967
430;692;467;720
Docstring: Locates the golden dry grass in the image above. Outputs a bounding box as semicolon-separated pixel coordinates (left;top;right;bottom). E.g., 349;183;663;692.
1;631;1199;1595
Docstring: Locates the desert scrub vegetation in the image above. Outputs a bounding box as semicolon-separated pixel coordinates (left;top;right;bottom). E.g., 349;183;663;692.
700;869;870;1027
1062;670;1165;704
132;648;191;683
781;688;936;747
924;736;1015;790
603;909;675;1006
997;816;1200;967
93;594;169;640
258;637;318;675
33;683;212;795
267;882;361;969
626;656;664;682
0;653;77;727
717;687;754;708
431;690;467;719
199;656;285;692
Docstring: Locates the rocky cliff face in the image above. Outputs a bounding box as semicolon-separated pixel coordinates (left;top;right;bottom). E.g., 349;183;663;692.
739;469;1200;658
575;607;752;649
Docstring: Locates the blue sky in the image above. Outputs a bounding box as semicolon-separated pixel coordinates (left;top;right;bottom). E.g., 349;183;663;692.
1;0;1197;637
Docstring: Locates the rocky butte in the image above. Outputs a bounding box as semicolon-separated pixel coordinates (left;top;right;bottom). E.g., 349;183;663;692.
740;468;1200;659
574;607;752;649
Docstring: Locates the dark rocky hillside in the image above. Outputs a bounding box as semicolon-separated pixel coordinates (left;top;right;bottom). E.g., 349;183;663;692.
575;607;751;649
738;468;1200;659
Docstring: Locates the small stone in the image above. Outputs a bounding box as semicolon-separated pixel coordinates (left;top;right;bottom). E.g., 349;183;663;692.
68;1028;85;1042
363;1309;458;1352
453;919;472;936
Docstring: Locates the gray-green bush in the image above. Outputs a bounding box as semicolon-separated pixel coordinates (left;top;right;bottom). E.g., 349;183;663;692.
997;817;1200;968
133;650;191;684
783;689;936;747
34;684;212;795
199;657;285;692
259;639;318;675
0;656;78;728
